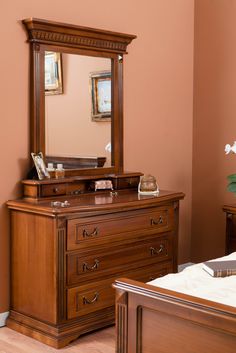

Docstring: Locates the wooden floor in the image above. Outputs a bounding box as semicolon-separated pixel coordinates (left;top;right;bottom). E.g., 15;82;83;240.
0;326;115;353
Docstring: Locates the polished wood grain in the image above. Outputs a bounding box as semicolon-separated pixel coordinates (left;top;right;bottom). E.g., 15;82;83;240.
0;326;115;353
10;211;57;323
7;189;184;347
114;278;236;353
22;172;143;199
22;18;136;54
46;156;106;169
67;205;173;250
22;18;136;176
67;235;172;285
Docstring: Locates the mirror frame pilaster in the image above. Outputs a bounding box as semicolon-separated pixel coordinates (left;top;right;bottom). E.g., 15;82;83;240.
23;18;136;176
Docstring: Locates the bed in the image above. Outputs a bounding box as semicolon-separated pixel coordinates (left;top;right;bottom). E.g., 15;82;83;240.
113;252;236;353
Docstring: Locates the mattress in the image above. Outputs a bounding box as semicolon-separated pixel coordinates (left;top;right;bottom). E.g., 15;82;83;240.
149;252;236;308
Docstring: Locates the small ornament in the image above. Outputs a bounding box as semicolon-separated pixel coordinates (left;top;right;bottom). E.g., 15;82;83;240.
138;174;159;195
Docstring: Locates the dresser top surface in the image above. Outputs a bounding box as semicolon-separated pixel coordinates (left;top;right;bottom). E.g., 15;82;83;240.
7;189;185;216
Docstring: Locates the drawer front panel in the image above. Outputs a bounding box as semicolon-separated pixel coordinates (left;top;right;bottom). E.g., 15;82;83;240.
67;261;173;319
67;206;173;250
113;177;140;190
41;184;67;197
66;182;86;196
67;235;172;285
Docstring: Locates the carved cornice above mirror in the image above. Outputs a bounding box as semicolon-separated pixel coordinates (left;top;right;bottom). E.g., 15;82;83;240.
23;18;136;177
23;18;136;54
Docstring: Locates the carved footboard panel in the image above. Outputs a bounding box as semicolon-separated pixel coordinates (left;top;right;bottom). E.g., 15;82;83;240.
114;278;236;353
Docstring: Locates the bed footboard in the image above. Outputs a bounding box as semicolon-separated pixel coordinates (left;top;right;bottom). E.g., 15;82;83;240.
114;278;236;353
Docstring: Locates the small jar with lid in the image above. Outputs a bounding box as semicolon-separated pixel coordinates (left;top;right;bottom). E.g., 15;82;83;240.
55;164;65;179
138;174;159;194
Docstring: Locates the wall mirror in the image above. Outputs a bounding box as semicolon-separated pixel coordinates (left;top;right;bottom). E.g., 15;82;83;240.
23;18;136;176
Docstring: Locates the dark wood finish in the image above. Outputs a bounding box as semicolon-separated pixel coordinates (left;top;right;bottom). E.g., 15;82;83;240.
114;278;236;353
22;18;136;176
22;18;136;54
7;189;184;348
22;172;143;199
223;204;236;254
46;156;106;169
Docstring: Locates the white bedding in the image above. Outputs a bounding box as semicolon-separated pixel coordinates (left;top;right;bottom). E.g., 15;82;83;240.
148;252;236;308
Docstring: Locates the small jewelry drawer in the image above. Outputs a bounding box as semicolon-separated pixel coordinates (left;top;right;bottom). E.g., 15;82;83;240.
67;235;172;285
67;261;173;319
41;183;67;197
66;182;86;195
113;176;140;190
67;206;173;251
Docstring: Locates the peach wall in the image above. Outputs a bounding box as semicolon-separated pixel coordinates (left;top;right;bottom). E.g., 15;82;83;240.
0;0;194;312
45;54;111;166
192;0;236;262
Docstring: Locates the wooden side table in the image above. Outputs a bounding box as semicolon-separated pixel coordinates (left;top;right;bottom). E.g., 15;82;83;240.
223;205;236;254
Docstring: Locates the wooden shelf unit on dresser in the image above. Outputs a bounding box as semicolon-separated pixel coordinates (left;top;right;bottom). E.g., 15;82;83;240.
7;185;184;348
223;204;236;254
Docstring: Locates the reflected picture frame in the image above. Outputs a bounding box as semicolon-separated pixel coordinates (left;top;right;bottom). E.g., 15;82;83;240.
45;51;63;95
31;152;50;180
90;70;111;122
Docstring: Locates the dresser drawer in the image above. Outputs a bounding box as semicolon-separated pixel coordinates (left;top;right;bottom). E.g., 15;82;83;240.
67;206;173;251
113;176;140;190
41;183;67;197
67;261;173;319
67;235;172;285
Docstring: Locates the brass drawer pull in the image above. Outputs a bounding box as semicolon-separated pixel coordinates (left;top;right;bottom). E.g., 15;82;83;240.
53;187;59;193
151;216;164;226
83;227;98;238
150;244;164;256
83;292;99;305
83;259;99;272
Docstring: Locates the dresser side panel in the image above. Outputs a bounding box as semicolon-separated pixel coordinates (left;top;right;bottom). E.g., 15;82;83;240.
10;210;57;324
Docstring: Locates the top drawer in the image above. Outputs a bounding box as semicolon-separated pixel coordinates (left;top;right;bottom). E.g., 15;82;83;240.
41;183;67;197
67;206;174;250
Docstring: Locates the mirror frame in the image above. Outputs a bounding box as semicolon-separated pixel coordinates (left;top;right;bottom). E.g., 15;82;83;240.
22;18;136;176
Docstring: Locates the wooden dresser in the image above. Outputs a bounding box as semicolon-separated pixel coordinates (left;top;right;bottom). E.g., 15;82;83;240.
7;178;184;348
223;204;236;254
10;19;184;348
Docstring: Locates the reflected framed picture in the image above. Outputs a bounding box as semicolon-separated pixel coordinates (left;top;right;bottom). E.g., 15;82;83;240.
45;51;63;95
90;71;111;121
31;152;50;180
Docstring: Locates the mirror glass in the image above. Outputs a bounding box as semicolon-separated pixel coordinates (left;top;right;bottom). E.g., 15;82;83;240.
44;52;112;169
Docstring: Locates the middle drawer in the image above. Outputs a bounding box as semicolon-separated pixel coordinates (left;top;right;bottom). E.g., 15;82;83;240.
67;234;172;285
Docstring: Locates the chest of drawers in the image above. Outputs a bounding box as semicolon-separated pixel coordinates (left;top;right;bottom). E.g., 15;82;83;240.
7;189;184;348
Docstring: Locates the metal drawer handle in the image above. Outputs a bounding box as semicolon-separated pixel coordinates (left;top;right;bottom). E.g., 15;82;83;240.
83;227;98;238
151;216;163;226
53;187;59;193
83;259;99;272
83;292;99;305
150;244;164;256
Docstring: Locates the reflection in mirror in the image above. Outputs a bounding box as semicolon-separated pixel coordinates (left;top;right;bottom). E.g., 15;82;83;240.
45;52;112;168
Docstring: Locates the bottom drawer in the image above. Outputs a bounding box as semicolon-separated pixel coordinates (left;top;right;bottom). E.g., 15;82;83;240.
67;261;173;319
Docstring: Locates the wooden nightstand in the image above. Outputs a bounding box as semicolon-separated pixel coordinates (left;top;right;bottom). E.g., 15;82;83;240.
223;205;236;254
